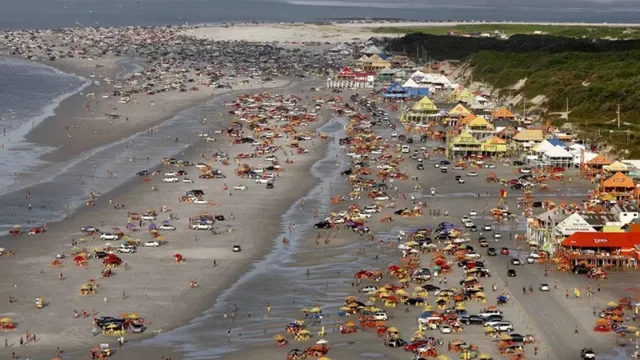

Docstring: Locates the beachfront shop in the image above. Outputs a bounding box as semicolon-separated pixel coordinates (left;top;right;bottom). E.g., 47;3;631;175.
557;232;640;269
600;172;637;201
327;67;375;89
400;96;438;123
448;131;481;156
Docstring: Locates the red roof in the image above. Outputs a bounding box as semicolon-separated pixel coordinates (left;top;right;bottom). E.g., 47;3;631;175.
561;232;640;249
338;67;355;77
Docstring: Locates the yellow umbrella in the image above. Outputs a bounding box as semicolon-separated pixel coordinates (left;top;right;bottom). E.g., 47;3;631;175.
128;313;139;319
608;301;618;307
437;355;451;360
0;318;11;323
274;334;285;341
339;306;351;311
455;304;466;310
387;327;399;333
500;334;512;340
298;330;310;335
627;325;638;331
301;308;309;312
309;307;322;313
478;355;492;360
318;357;331;360
395;289;410;297
423;305;434;311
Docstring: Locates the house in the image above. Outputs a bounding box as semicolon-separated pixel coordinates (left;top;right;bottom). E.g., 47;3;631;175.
326;67;375;89
580;213;621;231
558;232;640;268
359;54;391;72
612;204;640;225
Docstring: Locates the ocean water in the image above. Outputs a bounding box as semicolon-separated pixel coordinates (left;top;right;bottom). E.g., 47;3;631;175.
0;57;88;192
0;0;638;30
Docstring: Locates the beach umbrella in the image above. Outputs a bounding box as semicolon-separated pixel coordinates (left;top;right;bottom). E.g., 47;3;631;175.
450;339;464;345
274;334;285;341
316;339;329;344
309;307;322;313
70;246;80;252
608;301;618;307
162;220;170;224
0;318;11;323
148;223;157;230
318;357;331;360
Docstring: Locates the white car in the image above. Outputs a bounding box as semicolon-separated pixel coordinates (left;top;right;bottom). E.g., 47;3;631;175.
439;324;452;334
265;155;277;162
158;224;176;231
526;257;536;264
466;252;481;259
363;206;379;214
457;178;465;184
461;216;470;223
117;245;136;254
539;284;550;291
494;233;502;239
232;245;242;252
192;223;212;230
464;221;474;228
519;168;532;174
81;226;99;233
143;240;161;247
478;309;503;318
390;132;398;137
141;214;156;221
233;185;247;191
359;285;378;293
493;322;514;332
164;172;177;177
195;163;209;169
255;178;270;184
162;177;179;183
101;233;119;241
193;199;208;205
374;195;389;201
182;178;194;183
469;210;477;216
453;165;465;170
484;225;492;231
467;172;478;177
372;312;389;321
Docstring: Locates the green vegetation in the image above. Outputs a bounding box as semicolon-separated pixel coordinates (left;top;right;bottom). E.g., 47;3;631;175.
384;33;640;155
470;50;640;155
373;24;640;40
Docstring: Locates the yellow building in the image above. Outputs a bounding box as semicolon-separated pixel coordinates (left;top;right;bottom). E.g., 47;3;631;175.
449;131;482;155
448;103;472;117
481;136;508;154
400;96;439;123
358;54;391;72
467;116;495;139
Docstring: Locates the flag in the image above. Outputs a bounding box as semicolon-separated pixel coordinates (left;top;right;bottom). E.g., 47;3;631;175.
500;189;507;198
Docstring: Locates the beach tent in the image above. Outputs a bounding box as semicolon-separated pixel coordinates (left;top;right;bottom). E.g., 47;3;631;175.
605;161;629;173
410;70;427;80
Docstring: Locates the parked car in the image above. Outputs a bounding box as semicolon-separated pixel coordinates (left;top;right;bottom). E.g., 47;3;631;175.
158;224;176;231
100;232;119;241
142;240;161;247
539;284;550;291
487;247;497;256
507;269;517;277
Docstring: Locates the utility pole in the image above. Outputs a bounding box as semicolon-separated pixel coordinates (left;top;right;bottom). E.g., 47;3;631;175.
617;104;621;128
565;97;569;122
523;95;526;118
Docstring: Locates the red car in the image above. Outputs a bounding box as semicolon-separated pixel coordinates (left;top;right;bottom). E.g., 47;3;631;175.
404;340;429;352
501;247;509;255
553;167;565;172
508;179;519;185
28;227;46;235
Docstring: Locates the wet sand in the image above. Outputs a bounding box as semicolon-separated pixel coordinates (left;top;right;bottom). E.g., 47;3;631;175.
0;79;335;360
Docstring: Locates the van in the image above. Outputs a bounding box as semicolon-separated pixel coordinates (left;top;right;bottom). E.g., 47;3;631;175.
401;145;410;153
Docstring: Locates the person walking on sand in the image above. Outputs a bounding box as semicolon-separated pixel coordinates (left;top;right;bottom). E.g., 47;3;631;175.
104;297;108;304
59;273;63;281
122;291;126;300
267;303;271;314
574;325;579;334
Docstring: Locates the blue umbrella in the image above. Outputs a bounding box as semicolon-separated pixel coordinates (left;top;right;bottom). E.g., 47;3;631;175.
497;295;507;301
148;223;156;230
162;220;170;224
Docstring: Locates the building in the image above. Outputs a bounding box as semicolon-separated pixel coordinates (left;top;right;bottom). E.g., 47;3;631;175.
601;172;637;200
326;67;375;89
402;79;430;97
466;116;495;139
580;213;620;231
400;96;438;123
358;54;391;72
612;204;640;225
558;232;640;268
491;107;515;121
382;83;409;101
555;213;596;237
448;131;482;156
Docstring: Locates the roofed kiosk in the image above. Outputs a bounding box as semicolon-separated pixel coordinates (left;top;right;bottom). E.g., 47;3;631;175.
401;96;439;123
587;154;612;167
512;129;543;142
448;103;472;117
491;107;515;119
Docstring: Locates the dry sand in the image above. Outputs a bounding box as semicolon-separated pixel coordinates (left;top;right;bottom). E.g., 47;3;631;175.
0;77;334;359
185;21;640;44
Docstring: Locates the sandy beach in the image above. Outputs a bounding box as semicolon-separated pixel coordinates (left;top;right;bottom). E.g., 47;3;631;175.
0;19;638;360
